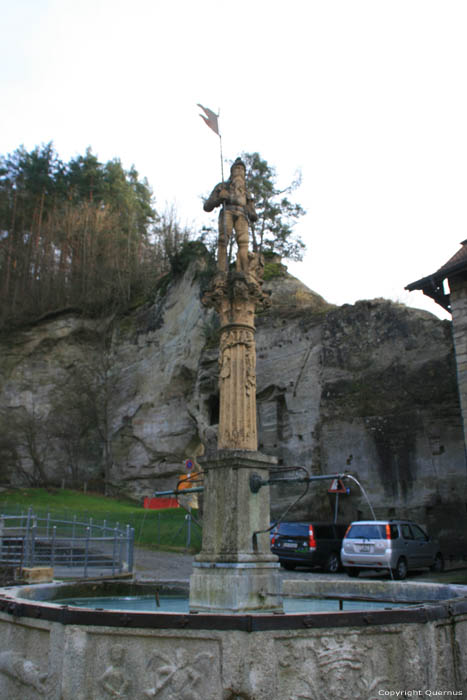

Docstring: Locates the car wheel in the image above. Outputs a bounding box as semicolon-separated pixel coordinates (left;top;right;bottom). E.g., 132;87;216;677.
430;553;444;573
346;567;359;577
280;562;296;570
324;553;340;574
393;557;408;580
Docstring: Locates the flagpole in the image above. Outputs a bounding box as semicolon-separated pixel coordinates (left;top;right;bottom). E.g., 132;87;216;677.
218;108;228;267
197;103;229;271
218;108;224;183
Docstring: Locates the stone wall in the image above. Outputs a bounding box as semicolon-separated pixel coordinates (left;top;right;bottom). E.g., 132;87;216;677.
449;274;467;450
0;579;466;699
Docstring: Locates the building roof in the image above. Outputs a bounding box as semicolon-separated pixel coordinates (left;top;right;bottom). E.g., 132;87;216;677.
405;240;467;312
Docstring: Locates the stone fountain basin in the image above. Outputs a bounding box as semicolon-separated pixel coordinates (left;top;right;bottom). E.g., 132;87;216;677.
0;578;466;699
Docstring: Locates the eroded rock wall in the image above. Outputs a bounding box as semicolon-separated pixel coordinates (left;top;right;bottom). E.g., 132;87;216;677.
0;316;105;486
316;301;467;552
0;261;466;552
107;263;210;494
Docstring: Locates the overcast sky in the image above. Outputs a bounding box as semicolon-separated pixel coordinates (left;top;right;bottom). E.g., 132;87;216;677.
2;0;466;320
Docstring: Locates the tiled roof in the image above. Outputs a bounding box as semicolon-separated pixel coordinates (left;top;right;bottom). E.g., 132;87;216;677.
435;240;467;276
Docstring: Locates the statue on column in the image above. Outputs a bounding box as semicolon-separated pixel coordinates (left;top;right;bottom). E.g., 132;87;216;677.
203;158;257;276
188;149;282;615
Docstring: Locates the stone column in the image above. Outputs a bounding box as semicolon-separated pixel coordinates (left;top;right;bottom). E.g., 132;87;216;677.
189;270;282;613
217;285;257;450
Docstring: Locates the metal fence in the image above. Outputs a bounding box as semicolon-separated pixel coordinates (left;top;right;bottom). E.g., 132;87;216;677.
0;508;134;578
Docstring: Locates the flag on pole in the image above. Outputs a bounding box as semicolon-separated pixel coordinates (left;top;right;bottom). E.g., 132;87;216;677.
197;104;220;136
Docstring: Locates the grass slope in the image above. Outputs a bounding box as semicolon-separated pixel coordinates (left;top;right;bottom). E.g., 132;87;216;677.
0;488;201;552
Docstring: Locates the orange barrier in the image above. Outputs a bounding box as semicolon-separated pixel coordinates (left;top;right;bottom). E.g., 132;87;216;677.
143;497;180;510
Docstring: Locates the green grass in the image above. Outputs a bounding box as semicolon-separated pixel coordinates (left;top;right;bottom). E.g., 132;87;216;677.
0;488;202;552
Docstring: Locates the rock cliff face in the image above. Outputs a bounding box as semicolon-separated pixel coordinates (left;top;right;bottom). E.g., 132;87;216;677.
315;301;466;552
0;260;466;552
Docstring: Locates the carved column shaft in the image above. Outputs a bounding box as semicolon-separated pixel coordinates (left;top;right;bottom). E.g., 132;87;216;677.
218;324;257;451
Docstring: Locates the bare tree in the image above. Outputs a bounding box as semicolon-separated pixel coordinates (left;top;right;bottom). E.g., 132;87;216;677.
50;382;100;488
50;326;118;493
0;405;51;486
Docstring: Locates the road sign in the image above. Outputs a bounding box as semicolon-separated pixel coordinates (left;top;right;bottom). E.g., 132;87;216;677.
328;478;348;494
185;459;194;471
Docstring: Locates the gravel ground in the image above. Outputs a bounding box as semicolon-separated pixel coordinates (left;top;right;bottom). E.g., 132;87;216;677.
133;547;467;585
133;548;330;582
132;548;336;582
134;548;194;580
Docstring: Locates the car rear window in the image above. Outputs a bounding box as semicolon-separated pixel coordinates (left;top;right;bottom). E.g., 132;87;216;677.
275;523;308;537
346;524;387;539
273;523;348;539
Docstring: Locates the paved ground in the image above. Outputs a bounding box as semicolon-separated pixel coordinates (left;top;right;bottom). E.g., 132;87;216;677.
133;547;467;585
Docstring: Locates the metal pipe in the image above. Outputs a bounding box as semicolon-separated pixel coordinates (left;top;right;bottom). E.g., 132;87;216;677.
250;472;349;494
154;487;205;497
51;526;57;568
127;526;134;573
155;473;349;498
84;527;90;578
186;510;192;549
119;530;124;574
112;527;117;577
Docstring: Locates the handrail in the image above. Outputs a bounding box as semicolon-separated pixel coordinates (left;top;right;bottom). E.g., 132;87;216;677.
0;508;134;577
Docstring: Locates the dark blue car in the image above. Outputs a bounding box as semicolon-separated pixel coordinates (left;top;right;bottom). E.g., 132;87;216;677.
271;521;349;573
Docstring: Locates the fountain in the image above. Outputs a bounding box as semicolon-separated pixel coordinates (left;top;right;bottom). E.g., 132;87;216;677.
188;157;282;614
0;158;466;698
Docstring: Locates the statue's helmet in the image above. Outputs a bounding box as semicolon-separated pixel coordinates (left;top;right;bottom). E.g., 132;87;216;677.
230;157;246;175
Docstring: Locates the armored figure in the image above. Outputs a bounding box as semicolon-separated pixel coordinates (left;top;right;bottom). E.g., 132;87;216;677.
203;157;257;275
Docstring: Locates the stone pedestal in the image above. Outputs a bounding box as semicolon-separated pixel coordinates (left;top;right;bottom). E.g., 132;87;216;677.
189;450;282;613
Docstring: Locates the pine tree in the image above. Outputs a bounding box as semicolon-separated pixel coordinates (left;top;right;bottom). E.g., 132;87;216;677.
0;144;171;328
241;152;306;261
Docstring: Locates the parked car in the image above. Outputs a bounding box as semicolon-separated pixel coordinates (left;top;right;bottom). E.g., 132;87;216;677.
270;521;349;573
340;520;444;580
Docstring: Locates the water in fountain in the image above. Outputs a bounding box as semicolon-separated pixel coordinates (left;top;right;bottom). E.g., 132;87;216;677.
53;594;416;613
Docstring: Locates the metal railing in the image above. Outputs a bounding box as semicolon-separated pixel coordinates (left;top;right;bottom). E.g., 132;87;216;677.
0;508;134;578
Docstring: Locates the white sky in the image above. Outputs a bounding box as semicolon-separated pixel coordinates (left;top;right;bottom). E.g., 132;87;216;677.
2;0;466;321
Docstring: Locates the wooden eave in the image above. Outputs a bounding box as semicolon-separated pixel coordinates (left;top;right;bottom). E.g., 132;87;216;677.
405;242;467;313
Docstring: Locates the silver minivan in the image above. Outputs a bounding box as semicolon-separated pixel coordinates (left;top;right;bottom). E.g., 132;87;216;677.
340;520;444;579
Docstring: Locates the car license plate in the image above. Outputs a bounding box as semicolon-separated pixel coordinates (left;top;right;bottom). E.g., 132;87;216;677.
359;544;370;552
282;541;298;549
